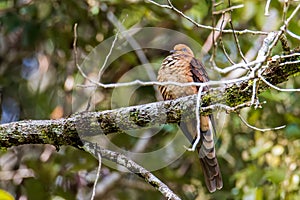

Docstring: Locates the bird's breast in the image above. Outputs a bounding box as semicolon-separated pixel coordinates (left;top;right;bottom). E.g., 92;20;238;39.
158;56;197;99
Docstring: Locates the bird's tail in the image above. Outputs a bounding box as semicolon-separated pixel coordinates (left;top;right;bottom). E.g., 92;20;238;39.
198;128;222;192
199;157;223;192
180;120;223;192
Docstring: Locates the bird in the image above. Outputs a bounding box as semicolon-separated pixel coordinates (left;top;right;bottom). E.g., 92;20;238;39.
157;44;223;193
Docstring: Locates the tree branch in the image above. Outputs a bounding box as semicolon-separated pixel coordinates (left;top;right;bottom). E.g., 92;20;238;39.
0;46;299;149
84;142;182;200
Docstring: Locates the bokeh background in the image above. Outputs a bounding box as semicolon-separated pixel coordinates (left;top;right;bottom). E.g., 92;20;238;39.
0;0;300;199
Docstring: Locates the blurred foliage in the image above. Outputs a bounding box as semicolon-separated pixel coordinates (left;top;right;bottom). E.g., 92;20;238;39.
0;0;300;199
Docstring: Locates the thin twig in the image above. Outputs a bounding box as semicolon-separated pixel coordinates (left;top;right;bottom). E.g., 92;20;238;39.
264;0;272;16
287;30;300;40
278;59;300;66
76;76;251;89
73;23;79;73
202;102;252;113
250;78;259;108
217;12;236;65
219;37;236;65
213;4;244;15
259;74;300;92
186;86;204;152
229;19;247;63
91;152;102;200
146;0;268;35
286;3;300;24
238;114;286;132
272;52;300;60
228;0;247;63
210;0;217;63
282;0;289;28
97;25;120;81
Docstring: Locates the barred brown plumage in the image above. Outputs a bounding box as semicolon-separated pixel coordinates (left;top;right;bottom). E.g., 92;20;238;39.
157;44;223;193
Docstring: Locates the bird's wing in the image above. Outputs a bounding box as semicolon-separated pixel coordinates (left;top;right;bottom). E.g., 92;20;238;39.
189;57;209;84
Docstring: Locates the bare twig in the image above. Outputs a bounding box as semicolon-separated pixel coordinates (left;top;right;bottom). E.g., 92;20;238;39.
282;0;289;28
146;0;268;35
287;30;300;40
219;37;236;65
272;53;300;60
91;152;102;200
227;0;248;64
286;3;300;24
84;142;182;200
264;0;272;16
76;76;251;90
229;18;248;63
279;59;300;67
250;78;259;107
211;13;235;66
213;4;244;15
73;23;79;67
186;86;204;152
97;24;120;81
238;114;286;132
202;102;252;113
259;74;300;92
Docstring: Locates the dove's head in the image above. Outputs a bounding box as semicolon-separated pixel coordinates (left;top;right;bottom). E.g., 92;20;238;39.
170;44;194;57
